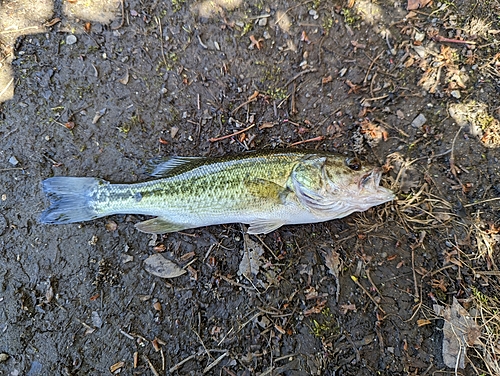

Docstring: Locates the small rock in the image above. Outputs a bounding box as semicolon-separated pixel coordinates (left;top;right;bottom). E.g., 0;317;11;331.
414;31;425;42
258;17;267;27
91;311;103;328
450;90;461;99
65;34;77;45
8;156;18;166
309;9;319;19
411;113;427;128
0;353;8;363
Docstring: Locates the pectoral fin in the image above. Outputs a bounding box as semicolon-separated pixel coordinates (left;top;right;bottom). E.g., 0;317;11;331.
245;179;289;203
247;219;286;234
135;217;191;234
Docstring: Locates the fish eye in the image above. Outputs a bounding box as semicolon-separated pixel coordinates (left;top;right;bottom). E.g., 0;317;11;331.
346;157;361;171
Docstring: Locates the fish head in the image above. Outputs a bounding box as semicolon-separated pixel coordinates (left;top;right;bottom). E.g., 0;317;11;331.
321;156;395;215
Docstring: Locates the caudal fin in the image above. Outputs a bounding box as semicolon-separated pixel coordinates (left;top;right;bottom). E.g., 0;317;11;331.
40;177;107;224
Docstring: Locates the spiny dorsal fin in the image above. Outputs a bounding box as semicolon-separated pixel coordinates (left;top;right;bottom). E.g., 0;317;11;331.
145;156;205;178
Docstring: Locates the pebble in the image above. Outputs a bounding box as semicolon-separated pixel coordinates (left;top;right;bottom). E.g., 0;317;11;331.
309;9;319;19
66;34;77;45
258;17;267;27
411;113;427;128
8;156;18;166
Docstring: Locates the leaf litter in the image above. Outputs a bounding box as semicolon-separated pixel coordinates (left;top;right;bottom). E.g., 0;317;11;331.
144;253;186;279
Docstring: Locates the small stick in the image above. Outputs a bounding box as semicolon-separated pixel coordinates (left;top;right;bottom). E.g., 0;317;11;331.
432;35;476;45
284;68;317;87
203;352;228;374
209;124;255;142
142;355;159;376
351;275;386;314
168;354;197;373
231;97;257;114
112;0;125;30
0;77;14;98
363;51;383;85
290;136;324;146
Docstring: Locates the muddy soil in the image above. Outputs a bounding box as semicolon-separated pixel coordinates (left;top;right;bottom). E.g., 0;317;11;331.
0;0;499;375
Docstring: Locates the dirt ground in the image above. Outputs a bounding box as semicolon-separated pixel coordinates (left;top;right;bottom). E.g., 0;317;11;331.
0;0;499;375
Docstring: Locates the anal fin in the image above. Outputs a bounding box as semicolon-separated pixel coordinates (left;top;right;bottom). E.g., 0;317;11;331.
135;217;191;234
247;219;286;234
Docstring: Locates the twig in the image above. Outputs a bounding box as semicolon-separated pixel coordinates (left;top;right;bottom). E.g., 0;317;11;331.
203;352;228;374
290;136;324;146
156;16;168;70
209;123;256;142
284;68;317;87
363;52;384;85
351;275;386;314
112;0;125;30
142;355;159;376
0;77;14;98
168;354;197;373
449;125;464;181
231;97;257;114
0;26;41;34
290;82;297;115
432;35;476;45
464;197;500;208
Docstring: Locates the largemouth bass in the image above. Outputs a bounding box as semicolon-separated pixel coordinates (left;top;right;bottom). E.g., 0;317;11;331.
40;150;395;234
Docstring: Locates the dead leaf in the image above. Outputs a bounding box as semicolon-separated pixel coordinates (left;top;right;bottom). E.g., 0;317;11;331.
92;108;106;124
434;298;482;369
407;0;431;10
417;318;431;327
259;122;275;130
322;248;341;278
110;361;124;373
170;126;179;138
340;303;357;314
144;254;186;278
321;75;333;84
275;10;291;33
118;69;129;85
238;235;264;277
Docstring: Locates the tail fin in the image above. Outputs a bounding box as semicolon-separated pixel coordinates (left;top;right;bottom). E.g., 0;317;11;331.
40;177;107;224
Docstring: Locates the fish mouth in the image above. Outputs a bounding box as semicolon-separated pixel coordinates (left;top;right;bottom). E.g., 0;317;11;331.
358;168;382;190
358;168;395;199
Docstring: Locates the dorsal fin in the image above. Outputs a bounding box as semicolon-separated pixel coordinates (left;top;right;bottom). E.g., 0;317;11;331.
145;156;206;177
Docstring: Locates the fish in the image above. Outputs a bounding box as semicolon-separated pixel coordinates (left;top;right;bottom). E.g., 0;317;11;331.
39;150;395;234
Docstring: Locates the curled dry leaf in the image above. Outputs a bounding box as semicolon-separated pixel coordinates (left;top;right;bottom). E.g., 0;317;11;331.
407;0;431;10
434;297;481;369
144;253;186;279
238;235;264;277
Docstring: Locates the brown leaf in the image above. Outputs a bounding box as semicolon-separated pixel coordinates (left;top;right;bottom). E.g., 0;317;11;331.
417;318;431;327
322;248;341;278
340;303;357;314
407;0;431;10
144;254;186;279
434;298;482;369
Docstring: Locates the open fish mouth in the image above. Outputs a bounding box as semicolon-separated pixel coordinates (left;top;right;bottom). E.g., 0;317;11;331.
358;168;383;190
